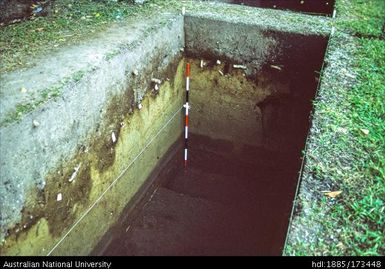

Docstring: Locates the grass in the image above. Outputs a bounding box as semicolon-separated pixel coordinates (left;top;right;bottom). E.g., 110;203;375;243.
0;0;177;73
322;38;384;255
336;0;385;38
286;0;385;256
330;38;385;255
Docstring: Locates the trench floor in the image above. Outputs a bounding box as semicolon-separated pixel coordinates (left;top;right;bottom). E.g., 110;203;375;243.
101;134;301;256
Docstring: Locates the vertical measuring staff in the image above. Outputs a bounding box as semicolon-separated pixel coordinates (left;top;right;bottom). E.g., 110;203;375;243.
183;63;191;168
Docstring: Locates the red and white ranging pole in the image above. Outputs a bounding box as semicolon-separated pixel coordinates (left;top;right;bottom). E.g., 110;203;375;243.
183;63;190;168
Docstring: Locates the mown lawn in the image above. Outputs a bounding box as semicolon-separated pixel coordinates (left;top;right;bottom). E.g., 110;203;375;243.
317;0;384;255
286;0;384;256
316;38;384;255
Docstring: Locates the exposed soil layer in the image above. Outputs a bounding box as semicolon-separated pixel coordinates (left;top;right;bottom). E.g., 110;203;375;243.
98;37;328;254
101;134;302;255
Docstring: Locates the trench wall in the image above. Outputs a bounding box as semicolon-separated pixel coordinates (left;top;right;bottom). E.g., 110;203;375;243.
0;15;184;255
1;11;328;256
185;16;327;150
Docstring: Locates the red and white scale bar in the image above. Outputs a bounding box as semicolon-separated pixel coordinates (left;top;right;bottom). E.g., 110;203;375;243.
183;63;190;168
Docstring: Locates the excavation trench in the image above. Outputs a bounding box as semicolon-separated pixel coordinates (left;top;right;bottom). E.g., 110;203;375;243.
94;34;328;255
0;15;328;256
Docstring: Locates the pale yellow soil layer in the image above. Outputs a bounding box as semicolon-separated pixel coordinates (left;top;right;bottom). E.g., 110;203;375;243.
1;59;185;256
